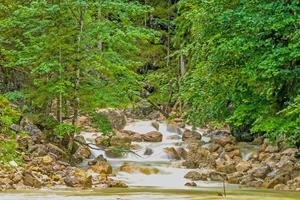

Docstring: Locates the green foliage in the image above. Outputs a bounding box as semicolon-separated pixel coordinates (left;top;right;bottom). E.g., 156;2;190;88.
91;113;113;135
0;140;22;164
0;95;20;134
54;123;79;139
176;0;300;145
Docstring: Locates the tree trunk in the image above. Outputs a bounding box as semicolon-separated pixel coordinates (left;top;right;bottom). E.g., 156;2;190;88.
72;10;84;126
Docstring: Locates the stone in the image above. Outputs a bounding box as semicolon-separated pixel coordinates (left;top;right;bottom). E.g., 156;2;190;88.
95;136;111;147
97;108;126;130
216;161;236;174
182;130;201;141
213;136;235;147
236;161;251;172
227;149;241;158
73;146;91;163
184;171;208;181
185;182;197;187
209;171;226;182
281;148;298;156
88;155;107;166
142;131;163;142
22;171;42;188
252;136;264;145
224;144;237;152
64;168;92;188
42;155;54;165
8;161;18;168
227;172;243;184
274;184;290;191
249;165;271;179
121;130;143;142
151;121;160;130
263;173;291;189
177;147;188;159
90;161;113;174
164;147;180;160
107;180;128;188
119;163;159;175
144;147;153;156
265;145;279;153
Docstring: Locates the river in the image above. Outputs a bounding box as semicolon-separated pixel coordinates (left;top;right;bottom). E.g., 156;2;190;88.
0;120;299;199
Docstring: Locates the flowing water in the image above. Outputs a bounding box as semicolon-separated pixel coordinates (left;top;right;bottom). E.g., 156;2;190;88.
1;120;300;200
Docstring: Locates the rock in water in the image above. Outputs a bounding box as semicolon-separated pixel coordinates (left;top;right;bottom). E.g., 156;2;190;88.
142;131;163;142
185;182;197;187
151;121;160;130
144;147;153;155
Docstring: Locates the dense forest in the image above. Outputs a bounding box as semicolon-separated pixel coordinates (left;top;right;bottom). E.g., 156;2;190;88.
0;0;300;195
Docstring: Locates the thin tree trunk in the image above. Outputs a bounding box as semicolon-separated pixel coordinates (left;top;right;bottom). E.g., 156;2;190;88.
72;10;84;126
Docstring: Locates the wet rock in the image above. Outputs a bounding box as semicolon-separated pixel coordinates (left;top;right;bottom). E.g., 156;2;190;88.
166;123;181;134
164;147;180;160
151;121;160;130
177;147;188;159
119;163;159;175
110;135;131;147
121;130;143;142
88;155;107;166
73;146;91;163
144;147;153;156
182;130;201;141
142;131;163;142
22;171;42;188
97;108;126;130
107;179;128;188
95;136;110;147
185;182;197;187
184;171;208;181
89;160;112;174
64;168;92;188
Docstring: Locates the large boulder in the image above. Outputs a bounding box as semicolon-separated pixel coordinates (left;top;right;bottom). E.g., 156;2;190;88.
184;171;208;181
89;161;112;175
97;108;127;130
22;171;42;188
64;168;92;188
121;130;143;142
263;173;291;189
182;130;201;141
236;161;251;172
142;131;163;142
